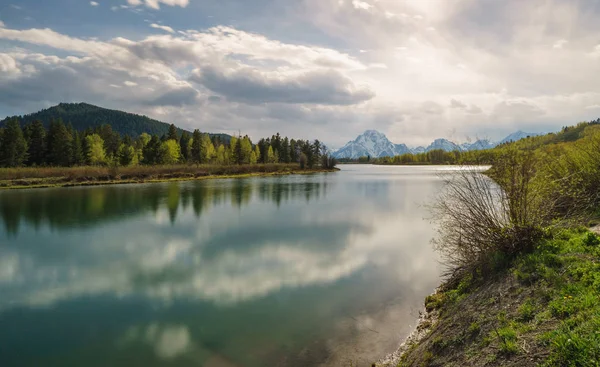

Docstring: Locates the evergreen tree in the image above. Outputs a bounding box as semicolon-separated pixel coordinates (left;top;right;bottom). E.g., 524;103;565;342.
257;138;268;164
142;135;162;165
281;137;291;163
47;119;73;166
191;129;202;165
82;132;91;165
230;136;239;164
0;119;28;167
71;131;84;165
179;132;191;162
118;144;135;166
98;124;120;158
26;121;46;166
167;124;178;141
290;139;297;162
312;140;322;167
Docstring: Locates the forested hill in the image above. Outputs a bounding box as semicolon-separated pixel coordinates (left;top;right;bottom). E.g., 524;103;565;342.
0;103;230;141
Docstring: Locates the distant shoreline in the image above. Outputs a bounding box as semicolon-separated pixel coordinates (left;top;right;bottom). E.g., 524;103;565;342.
0;164;339;190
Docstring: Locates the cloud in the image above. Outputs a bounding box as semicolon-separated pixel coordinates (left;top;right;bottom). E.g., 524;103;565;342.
0;21;4;28
553;39;567;49
192;66;374;105
90;1;99;6
3;0;600;145
352;0;372;11
449;99;466;109
124;80;138;86
128;0;189;10
150;23;175;33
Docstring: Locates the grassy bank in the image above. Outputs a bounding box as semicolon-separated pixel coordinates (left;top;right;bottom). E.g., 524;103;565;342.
0;164;338;190
379;226;600;367
373;120;600;367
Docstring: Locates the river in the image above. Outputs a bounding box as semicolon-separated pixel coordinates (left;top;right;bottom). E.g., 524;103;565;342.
0;165;450;367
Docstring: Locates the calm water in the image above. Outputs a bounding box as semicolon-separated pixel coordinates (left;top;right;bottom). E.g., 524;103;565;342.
0;165;447;367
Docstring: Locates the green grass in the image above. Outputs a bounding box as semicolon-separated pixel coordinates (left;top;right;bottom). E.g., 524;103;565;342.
517;229;600;365
396;229;600;367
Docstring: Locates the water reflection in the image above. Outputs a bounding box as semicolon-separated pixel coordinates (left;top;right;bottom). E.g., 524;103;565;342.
0;178;329;235
0;166;445;367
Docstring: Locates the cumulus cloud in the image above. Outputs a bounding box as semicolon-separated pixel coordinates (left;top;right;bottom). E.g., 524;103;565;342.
3;0;600;145
90;1;99;6
192;66;374;105
0;23;373;128
127;0;189;10
150;23;175;33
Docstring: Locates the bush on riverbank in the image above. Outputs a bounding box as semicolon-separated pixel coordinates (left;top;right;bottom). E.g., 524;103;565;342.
386;121;600;366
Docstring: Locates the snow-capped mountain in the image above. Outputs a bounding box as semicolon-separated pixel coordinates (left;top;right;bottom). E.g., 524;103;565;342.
497;131;540;145
463;139;495;151
333;130;543;158
425;138;461;152
332;130;411;159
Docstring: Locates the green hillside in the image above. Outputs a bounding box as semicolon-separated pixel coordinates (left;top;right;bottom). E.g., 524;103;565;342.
0;102;230;141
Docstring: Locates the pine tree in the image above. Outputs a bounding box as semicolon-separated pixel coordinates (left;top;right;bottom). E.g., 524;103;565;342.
142;135;161;165
290;139;297;162
179;132;191;162
281;137;291;163
118;144;135;166
167;124;178;141
98;124;120;158
47;119;73;166
191;129;202;165
71;131;84;166
26;120;46;166
0;119;28;167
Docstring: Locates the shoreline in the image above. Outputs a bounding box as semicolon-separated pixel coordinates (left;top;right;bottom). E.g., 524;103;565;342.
374;290;440;367
374;225;600;367
0;167;339;190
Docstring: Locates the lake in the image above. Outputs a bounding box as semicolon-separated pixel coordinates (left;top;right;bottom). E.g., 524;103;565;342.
0;165;448;367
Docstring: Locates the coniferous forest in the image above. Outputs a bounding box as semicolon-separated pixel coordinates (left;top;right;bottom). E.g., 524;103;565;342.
0;117;334;170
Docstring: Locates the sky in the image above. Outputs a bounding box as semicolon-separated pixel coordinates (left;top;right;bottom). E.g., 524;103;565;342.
1;0;600;148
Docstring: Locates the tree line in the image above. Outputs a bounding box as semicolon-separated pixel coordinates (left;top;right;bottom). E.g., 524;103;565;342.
0;119;336;169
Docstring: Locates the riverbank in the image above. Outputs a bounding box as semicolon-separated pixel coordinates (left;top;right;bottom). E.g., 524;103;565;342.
376;226;600;367
0;164;339;190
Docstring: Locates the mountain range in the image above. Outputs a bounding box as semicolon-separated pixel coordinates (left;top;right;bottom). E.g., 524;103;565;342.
0;103;231;141
332;130;540;159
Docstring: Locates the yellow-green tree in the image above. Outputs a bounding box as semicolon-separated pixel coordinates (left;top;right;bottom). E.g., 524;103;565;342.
160;139;181;164
215;144;227;165
267;145;277;163
240;137;253;164
201;134;215;163
85;134;106;165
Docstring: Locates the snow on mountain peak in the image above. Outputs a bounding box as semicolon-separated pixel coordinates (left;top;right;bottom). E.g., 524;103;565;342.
332;130;542;159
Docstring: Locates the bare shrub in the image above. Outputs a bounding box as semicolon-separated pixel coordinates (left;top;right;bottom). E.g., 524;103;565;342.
431;150;550;278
